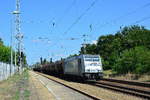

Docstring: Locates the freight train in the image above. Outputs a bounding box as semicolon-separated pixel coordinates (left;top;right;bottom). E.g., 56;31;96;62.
33;54;103;80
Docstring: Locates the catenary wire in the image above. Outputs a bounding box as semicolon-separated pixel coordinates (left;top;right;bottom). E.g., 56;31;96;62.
63;0;100;34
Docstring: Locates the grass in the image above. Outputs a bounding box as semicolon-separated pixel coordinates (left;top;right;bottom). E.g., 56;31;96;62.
137;74;150;82
0;69;30;100
23;90;30;100
0;73;21;100
103;70;117;78
103;70;150;82
13;91;20;100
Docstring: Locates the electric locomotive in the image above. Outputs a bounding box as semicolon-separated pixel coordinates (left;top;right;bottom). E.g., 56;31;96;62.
33;54;103;80
64;54;103;80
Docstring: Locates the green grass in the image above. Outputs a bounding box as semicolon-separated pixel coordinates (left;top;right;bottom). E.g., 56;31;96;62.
13;91;20;100
24;90;30;100
0;69;30;100
13;70;30;100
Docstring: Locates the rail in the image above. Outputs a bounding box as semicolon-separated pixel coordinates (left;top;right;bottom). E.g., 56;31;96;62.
89;78;150;99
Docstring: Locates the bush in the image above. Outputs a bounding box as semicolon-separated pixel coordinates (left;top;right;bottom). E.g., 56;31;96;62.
102;59;111;70
113;46;150;75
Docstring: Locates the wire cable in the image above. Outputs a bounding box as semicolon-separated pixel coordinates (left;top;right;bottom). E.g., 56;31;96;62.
58;0;77;23
63;0;100;34
132;15;150;24
97;2;150;28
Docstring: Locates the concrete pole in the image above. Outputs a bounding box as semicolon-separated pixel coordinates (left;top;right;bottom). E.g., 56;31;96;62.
10;17;13;76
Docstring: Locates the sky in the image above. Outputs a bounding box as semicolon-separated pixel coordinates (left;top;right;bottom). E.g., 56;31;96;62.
0;0;150;65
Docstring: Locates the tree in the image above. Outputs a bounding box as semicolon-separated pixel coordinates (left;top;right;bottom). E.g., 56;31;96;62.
79;25;150;74
0;45;11;63
68;54;78;57
85;44;97;54
0;38;3;45
40;57;43;64
79;44;97;54
21;52;27;66
118;25;150;50
0;37;27;65
113;46;150;74
43;58;47;64
96;34;118;70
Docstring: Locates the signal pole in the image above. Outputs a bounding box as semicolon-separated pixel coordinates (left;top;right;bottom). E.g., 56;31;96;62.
13;0;23;72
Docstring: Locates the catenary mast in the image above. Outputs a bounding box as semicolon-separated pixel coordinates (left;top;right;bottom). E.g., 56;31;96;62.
13;0;23;72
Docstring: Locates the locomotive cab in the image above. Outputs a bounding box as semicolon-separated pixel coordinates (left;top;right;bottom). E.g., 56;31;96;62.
64;54;103;80
82;55;103;80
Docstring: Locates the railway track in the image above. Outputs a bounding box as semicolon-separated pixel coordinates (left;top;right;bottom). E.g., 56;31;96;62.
35;71;150;99
36;72;101;100
90;78;150;99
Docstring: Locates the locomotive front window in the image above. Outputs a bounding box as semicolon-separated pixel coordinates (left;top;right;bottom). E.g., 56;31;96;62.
85;58;93;61
93;58;99;61
85;58;99;62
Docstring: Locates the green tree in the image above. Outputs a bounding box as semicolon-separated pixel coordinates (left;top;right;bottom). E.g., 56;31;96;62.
0;38;3;45
0;45;11;63
79;25;150;74
113;46;150;74
0;38;27;65
68;54;78;57
80;44;97;54
97;34;118;70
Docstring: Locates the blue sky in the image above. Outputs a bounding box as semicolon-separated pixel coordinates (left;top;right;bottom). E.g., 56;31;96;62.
0;0;150;65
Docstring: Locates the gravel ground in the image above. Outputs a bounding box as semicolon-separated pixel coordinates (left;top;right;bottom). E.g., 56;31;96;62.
37;72;146;100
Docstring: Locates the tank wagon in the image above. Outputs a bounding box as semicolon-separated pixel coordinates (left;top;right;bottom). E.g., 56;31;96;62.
34;54;103;80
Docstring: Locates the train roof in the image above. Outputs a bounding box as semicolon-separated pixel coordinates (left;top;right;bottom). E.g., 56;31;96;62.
65;54;100;62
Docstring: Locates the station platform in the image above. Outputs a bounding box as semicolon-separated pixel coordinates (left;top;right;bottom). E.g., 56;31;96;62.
29;71;92;100
28;71;56;100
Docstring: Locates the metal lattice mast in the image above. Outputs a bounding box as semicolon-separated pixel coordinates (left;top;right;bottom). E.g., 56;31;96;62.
13;0;23;72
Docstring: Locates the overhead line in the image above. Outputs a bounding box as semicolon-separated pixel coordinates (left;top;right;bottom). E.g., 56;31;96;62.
116;2;150;21
48;0;77;48
97;2;150;28
64;0;99;34
58;0;77;23
132;15;150;24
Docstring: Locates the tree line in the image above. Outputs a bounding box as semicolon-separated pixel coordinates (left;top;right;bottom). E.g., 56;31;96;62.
79;25;150;75
0;38;27;66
